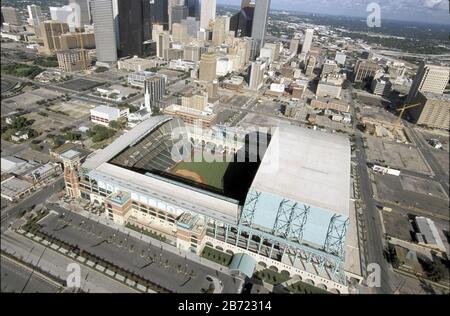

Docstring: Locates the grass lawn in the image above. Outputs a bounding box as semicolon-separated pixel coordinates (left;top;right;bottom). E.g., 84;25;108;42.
200;246;233;266
286;281;329;294
170;154;230;191
254;269;291;285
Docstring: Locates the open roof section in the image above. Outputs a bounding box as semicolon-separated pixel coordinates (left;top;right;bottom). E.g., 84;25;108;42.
83;116;266;203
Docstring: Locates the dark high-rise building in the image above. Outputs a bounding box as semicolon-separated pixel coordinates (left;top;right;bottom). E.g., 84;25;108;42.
230;5;254;38
185;0;199;19
117;0;152;57
171;5;188;25
251;0;270;50
151;0;169;30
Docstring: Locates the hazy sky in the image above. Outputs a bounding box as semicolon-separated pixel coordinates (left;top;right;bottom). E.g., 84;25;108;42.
218;0;450;24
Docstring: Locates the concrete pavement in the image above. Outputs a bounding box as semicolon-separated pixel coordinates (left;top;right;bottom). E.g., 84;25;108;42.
1;255;62;293
0;177;64;232
42;204;244;293
1;230;138;293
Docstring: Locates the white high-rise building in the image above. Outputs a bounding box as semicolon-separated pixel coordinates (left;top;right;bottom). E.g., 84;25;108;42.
212;15;230;46
69;0;91;27
301;28;314;54
249;59;266;91
144;80;152;113
27;5;44;37
91;0;118;65
335;51;346;66
200;0;216;29
50;6;75;29
406;62;450;104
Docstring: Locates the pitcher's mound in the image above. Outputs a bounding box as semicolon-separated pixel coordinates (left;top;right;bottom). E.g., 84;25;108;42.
174;169;205;184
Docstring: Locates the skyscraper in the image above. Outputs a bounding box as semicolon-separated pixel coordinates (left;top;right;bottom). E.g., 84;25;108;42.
172;23;189;43
406;62;450;104
50;6;74;27
199;52;217;81
116;0;152;58
230;3;254;38
168;0;180;31
249;58;266;90
171;5;188;25
301;28;313;54
151;0;169;30
1;7;21;26
185;0;200;19
212;16;230;46
289;38;300;55
40;21;70;55
181;16;200;38
251;0;270;50
144;75;166;109
69;0;91;27
200;0;216;29
91;0;118;64
27;5;44;37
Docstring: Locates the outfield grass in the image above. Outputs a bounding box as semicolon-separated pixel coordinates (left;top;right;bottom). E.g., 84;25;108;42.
170;154;230;190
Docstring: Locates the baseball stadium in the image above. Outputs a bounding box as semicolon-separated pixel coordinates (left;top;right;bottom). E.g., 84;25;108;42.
66;115;359;293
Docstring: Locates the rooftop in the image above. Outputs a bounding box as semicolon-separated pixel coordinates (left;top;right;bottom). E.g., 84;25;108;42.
61;149;81;160
422;91;450;102
251;124;351;216
1;177;33;198
90;105;120;116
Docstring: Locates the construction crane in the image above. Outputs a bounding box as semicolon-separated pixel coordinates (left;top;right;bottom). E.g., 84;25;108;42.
395;103;421;126
78;31;87;70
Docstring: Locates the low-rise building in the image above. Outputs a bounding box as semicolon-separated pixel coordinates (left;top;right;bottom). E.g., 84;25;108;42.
415;216;446;253
169;59;195;72
1;176;34;201
128;71;167;88
90;105;129;127
22;162;62;185
118;56;161;72
163;104;217;129
223;76;244;90
316;82;342;99
11;131;29;142
311;98;350;113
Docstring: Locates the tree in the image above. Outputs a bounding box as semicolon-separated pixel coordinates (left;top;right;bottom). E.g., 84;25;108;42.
95;66;108;73
428;260;448;282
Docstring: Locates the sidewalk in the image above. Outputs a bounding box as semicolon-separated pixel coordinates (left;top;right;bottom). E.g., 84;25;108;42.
55;202;236;278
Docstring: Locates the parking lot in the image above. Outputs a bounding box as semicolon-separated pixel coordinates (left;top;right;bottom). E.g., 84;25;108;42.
372;173;449;219
58;78;104;92
39;207;242;293
365;135;431;174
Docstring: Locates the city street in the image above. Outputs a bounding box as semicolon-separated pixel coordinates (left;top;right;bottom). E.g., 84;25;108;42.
1;255;62;293
0;177;64;232
1;230;138;293
40;205;243;293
